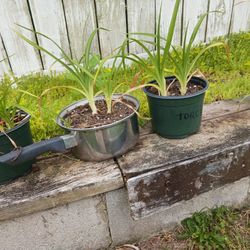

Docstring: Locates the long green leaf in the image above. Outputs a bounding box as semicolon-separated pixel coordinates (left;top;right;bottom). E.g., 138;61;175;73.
130;32;167;42
162;0;181;66
156;4;162;73
186;13;207;54
83;28;107;65
17;24;79;72
129;38;156;64
186;42;225;78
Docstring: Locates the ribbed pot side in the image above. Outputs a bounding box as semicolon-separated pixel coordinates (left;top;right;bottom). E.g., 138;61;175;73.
144;76;208;139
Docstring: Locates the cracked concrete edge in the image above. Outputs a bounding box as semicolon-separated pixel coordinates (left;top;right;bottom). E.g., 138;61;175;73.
96;194;114;249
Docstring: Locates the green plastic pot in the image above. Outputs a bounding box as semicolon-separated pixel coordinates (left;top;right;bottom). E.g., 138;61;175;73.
144;76;208;139
0;112;33;184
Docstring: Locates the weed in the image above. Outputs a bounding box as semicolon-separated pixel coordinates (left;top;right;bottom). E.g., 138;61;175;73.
178;206;248;250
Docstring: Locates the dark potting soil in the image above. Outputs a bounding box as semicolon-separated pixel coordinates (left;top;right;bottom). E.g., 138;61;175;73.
63;99;135;129
148;78;204;96
0;110;27;131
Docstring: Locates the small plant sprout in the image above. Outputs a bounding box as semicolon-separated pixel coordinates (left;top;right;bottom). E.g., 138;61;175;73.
120;0;182;96
0;58;30;133
97;57;125;114
0;78;22;131
168;12;227;95
16;26;106;115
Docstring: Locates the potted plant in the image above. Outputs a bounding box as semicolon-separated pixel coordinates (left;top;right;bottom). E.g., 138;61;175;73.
121;0;225;138
8;27;140;162
0;76;33;184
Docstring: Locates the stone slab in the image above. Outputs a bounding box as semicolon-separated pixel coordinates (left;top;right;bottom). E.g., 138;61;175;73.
0;195;111;250
0;154;123;221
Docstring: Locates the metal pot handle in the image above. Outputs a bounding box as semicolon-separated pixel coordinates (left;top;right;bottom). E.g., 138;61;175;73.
0;134;78;166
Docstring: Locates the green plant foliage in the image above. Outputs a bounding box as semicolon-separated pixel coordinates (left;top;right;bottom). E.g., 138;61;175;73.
169;12;226;95
179;206;238;249
0;75;23;131
205;72;250;104
16;73;82;140
120;0;182;96
191;32;250;74
17;26;108;114
1;32;249;140
97;58;126;113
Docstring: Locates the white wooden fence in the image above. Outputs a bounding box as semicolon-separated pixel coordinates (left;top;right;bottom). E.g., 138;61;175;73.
0;0;249;76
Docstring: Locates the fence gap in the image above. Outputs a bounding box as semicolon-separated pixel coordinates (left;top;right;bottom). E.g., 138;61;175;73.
93;0;102;59
26;0;44;70
61;0;73;59
0;34;12;73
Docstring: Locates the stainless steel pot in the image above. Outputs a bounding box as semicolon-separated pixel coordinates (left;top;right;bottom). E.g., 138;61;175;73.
0;95;140;165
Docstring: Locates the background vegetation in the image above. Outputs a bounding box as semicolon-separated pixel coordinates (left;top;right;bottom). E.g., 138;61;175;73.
1;32;249;141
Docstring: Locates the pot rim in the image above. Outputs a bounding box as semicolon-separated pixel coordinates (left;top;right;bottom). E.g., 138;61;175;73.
143;76;208;100
0;110;31;137
56;94;140;132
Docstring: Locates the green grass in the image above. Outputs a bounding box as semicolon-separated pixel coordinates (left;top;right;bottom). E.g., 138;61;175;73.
179;206;250;249
1;32;249;141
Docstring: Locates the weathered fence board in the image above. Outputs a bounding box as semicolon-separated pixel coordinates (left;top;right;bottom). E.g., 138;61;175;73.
231;0;250;33
127;0;155;54
0;0;42;75
29;0;71;70
95;0;127;57
0;0;249;76
206;0;234;40
63;0;99;60
183;0;209;43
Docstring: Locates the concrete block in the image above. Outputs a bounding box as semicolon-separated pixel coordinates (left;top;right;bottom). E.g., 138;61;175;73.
106;177;250;246
0;195;111;250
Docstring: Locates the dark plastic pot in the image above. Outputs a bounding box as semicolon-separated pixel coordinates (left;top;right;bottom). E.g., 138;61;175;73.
0;112;33;184
144;76;208;139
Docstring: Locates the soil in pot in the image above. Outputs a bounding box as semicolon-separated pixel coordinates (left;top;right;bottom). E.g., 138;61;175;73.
148;78;204;96
63;98;135;129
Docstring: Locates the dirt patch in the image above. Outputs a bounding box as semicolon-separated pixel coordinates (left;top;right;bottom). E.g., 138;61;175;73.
63;98;135;129
116;229;187;250
148;78;204;96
